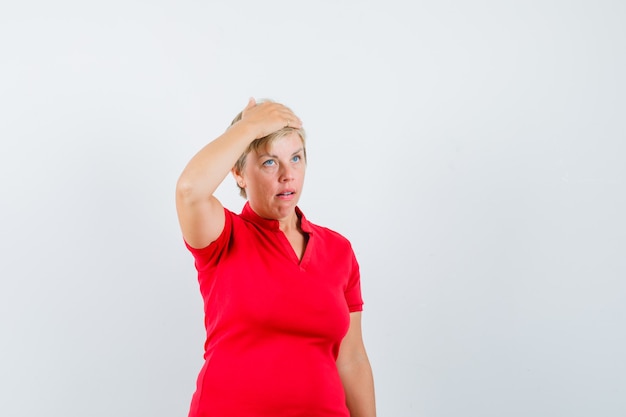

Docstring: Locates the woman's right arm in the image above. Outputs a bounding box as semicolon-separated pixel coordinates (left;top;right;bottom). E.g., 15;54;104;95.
175;98;301;249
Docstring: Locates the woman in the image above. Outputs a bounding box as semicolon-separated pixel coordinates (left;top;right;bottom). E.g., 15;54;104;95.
176;98;376;417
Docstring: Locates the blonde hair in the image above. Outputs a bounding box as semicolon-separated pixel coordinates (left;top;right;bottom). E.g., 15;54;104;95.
230;102;307;198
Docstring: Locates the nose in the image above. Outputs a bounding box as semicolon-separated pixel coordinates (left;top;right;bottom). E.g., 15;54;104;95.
279;163;294;182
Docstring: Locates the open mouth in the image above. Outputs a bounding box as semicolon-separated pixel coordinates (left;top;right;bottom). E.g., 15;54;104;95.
276;191;295;197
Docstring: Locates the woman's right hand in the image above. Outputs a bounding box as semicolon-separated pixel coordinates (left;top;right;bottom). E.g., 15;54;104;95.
234;98;303;139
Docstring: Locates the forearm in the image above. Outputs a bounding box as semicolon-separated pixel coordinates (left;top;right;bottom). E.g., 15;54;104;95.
176;122;255;202
339;356;376;417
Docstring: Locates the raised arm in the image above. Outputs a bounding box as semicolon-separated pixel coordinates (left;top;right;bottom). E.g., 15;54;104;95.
175;98;302;249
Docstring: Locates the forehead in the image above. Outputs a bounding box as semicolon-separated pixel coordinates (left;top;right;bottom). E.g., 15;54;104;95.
255;132;304;156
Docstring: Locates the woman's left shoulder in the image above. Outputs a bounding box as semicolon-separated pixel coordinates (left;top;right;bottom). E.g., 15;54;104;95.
299;208;354;248
307;220;353;248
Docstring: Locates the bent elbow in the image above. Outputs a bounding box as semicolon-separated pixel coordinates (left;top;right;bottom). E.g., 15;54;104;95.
176;177;201;205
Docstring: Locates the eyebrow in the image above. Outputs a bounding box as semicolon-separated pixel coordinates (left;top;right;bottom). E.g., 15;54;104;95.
257;148;304;160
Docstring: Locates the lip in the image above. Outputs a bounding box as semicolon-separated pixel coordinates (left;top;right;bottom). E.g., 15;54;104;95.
276;189;296;200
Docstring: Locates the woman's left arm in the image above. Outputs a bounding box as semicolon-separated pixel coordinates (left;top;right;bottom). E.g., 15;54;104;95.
337;312;376;417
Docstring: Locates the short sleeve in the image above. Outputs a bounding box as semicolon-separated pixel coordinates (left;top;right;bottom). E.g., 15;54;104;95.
344;249;364;312
184;207;233;273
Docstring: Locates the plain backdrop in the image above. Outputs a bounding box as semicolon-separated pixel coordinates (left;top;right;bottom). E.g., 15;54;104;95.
1;1;625;416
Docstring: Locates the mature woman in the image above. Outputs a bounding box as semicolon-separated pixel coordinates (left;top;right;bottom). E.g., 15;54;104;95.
176;98;375;417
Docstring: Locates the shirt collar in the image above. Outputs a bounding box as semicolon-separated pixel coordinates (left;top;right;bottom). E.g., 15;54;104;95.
240;201;312;234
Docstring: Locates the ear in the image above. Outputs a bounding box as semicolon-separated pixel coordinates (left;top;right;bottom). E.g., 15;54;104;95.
231;168;245;188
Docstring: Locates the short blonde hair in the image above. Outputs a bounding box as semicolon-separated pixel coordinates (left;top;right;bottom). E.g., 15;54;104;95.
230;103;307;198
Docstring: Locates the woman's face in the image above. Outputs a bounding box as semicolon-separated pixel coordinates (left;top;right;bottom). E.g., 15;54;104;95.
236;132;306;221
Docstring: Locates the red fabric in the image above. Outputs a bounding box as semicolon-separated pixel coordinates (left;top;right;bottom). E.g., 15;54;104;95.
184;202;363;417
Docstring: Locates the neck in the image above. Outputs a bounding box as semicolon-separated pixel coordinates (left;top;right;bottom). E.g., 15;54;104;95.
278;211;300;233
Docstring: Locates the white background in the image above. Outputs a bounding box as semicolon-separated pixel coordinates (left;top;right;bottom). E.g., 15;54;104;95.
1;1;625;416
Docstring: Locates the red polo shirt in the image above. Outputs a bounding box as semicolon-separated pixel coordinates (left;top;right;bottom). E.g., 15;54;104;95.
185;202;363;417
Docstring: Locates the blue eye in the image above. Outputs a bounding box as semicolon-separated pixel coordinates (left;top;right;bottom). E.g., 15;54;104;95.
291;155;301;163
262;159;275;166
